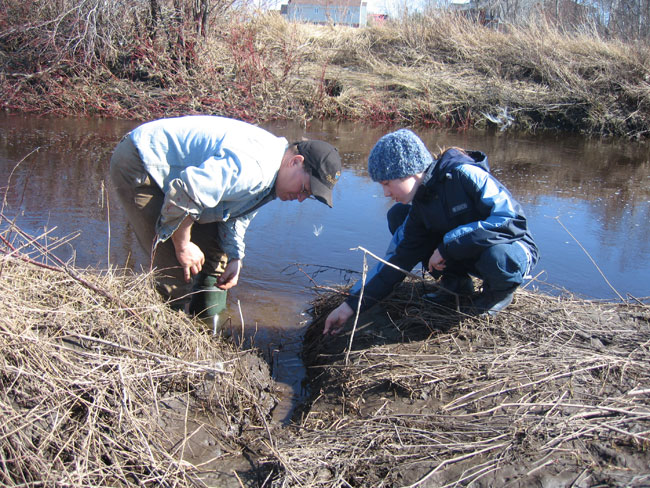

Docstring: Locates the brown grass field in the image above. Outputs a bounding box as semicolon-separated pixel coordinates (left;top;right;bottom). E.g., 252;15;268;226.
1;7;649;139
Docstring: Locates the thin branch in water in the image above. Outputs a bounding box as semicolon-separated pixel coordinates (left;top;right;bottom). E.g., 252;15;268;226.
555;216;625;302
237;299;245;347
1;147;40;214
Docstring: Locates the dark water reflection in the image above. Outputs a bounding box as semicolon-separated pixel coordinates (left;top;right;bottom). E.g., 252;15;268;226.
2;114;649;419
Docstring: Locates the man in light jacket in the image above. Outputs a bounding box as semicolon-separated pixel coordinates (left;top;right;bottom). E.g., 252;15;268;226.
110;115;341;322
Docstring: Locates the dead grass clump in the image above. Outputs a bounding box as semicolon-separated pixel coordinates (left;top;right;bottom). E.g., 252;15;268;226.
275;13;648;135
271;279;650;487
0;226;276;485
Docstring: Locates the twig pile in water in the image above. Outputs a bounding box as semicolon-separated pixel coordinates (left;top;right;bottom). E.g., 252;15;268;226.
272;279;650;487
0;224;276;486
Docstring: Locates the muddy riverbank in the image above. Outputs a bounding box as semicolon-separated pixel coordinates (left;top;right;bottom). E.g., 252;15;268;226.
2;221;649;486
293;279;650;487
0;251;276;486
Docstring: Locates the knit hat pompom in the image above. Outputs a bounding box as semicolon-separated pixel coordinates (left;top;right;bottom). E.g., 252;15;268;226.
367;129;433;182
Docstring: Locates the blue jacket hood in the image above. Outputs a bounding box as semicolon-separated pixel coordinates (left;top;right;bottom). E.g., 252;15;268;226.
427;148;490;183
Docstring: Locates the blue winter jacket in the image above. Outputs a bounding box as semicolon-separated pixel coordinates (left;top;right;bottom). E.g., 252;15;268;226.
347;148;538;312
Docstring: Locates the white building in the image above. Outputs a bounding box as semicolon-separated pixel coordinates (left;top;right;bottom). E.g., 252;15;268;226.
281;0;368;28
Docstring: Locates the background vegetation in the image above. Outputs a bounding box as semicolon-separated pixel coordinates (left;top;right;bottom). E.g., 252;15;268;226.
1;0;648;139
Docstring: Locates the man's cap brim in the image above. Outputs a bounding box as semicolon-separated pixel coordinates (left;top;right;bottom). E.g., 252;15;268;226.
309;175;333;207
296;140;341;208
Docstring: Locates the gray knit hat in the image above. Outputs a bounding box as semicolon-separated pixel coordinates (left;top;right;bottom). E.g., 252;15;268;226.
367;129;434;182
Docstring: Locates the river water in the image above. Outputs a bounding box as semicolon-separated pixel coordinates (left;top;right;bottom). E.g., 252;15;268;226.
1;114;649;420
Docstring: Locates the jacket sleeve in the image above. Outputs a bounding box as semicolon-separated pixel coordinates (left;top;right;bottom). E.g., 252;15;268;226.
155;178;202;243
438;164;527;261
218;214;253;260
346;207;434;313
155;154;253;260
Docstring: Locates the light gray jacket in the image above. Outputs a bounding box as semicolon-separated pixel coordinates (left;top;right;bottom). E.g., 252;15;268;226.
129;115;287;260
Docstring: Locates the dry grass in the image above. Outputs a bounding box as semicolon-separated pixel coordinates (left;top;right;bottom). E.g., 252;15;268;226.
272;279;650;487
288;15;650;136
3;234;648;486
0;221;276;486
2;6;648;138
1;217;649;486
